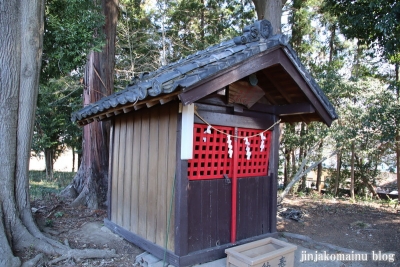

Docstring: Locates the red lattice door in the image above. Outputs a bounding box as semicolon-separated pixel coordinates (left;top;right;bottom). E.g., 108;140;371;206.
188;124;272;180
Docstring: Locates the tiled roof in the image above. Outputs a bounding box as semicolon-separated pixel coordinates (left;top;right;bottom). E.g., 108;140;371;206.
72;20;337;124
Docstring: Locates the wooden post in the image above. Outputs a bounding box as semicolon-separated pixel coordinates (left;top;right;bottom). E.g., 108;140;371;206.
231;127;238;243
268;120;280;233
175;111;189;256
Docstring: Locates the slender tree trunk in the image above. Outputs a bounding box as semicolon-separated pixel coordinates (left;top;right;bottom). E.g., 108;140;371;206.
334;152;341;195
200;0;205;42
72;147;75;172
350;141;355;199
316;161;322;192
299;124;305;191
158;0;167;66
252;0;288;34
395;63;400;203
44;148;54;179
316;141;323;193
67;0;118;209
396;134;400;202
284;148;290;187
328;23;336;65
291;150;296;177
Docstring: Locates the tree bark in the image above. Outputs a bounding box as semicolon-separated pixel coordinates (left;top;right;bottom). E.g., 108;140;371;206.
67;0;118;209
316;141;323;193
44;148;54;179
283;148;290;187
72;147;75;172
350;141;355;199
396;133;400;202
0;1;119;265
0;0;52;264
334;152;341;196
316;162;322;192
328;23;336;65
252;0;287;34
396;63;400;203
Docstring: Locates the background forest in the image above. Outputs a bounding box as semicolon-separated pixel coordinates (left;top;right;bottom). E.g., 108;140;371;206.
33;0;399;199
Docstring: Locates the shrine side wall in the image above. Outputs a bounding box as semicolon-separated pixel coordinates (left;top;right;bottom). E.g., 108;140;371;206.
109;102;178;251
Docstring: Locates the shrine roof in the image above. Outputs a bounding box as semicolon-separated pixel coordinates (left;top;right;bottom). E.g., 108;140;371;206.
72;20;338;126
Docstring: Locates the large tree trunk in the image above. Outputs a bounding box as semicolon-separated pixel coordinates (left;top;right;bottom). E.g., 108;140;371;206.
252;0;287;34
0;1;118;265
68;0;118;209
0;0;55;264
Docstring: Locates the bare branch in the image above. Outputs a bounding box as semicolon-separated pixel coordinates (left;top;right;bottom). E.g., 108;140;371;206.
280;149;337;201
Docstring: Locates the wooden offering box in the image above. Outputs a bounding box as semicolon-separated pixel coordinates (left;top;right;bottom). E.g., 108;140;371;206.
225;238;297;267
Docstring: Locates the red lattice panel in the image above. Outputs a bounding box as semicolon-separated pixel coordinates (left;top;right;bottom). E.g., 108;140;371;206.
188;124;233;180
188;124;272;180
237;129;272;177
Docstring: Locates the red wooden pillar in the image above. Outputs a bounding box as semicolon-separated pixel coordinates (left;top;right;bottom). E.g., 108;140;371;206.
230;127;238;243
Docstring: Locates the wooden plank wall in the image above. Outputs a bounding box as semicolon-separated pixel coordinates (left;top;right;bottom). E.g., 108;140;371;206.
236;176;270;240
110;102;178;251
187;176;270;253
187;179;231;253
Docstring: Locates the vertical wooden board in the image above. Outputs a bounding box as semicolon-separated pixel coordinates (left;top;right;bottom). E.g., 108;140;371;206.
116;116;127;226
201;180;218;248
188;179;226;252
107;121;115;220
122;114;134;230
146;107;159;243
155;105;170;248
253;178;262;236
130;113;142;234
236;178;247;240
111;117;121;223
201;180;213;248
216;179;231;246
187;180;203;253
268;123;279;233
138;111;150;238
237;177;259;240
261;176;270;234
252;177;262;236
167;103;178;251
209;180;219;248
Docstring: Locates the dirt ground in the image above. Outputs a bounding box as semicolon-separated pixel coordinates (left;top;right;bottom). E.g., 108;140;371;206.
277;195;400;265
25;197;143;267
23;194;399;266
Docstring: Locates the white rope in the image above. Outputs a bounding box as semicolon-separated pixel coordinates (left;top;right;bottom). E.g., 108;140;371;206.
194;109;281;139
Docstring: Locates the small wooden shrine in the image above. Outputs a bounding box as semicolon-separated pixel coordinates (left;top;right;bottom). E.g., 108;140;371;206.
72;20;337;267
